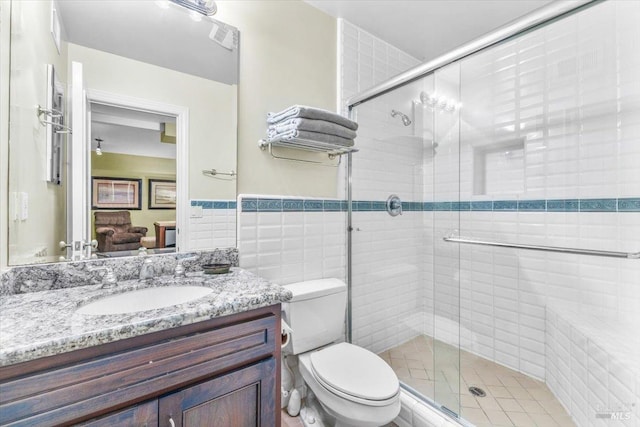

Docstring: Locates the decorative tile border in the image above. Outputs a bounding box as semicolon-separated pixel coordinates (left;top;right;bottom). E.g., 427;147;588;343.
239;197;346;213
190;200;237;209
238;196;640;213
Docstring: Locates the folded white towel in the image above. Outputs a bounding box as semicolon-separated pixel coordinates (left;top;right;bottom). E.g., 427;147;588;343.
267;105;358;131
268;118;357;140
268;129;355;147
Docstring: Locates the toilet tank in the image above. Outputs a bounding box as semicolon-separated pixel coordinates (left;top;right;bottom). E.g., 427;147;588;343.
282;278;347;355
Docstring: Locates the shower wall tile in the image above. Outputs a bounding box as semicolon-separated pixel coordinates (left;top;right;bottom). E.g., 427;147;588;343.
340;18;427;355
546;306;640;427
340;20;420;111
351;210;426;353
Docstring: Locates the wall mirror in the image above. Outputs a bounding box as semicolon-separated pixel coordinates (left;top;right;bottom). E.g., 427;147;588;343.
7;0;239;265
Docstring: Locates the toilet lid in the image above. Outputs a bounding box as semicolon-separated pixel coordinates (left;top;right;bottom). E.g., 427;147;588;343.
310;342;399;401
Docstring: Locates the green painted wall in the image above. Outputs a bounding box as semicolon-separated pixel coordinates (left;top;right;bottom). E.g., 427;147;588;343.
91;152;176;240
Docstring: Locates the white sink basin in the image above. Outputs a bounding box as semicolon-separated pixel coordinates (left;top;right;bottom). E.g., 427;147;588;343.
77;286;214;315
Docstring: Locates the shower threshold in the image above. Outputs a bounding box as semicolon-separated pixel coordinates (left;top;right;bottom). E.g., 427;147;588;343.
378;336;575;427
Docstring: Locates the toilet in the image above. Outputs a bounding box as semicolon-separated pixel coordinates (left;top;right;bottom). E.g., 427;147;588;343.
282;279;401;427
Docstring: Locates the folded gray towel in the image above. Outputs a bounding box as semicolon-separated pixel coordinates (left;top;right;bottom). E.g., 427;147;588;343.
268;118;357;140
267;105;358;131
268;129;355;147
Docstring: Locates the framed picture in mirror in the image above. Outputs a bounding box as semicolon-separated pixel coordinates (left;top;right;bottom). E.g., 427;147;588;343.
91;177;142;210
149;179;177;209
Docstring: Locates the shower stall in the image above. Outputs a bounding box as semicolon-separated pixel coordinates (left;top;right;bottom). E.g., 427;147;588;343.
345;1;640;426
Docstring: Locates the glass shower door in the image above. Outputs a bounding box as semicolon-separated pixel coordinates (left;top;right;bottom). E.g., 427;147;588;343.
349;69;465;419
431;62;463;418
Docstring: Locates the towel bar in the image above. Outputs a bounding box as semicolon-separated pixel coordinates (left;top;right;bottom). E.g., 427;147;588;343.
202;169;236;178
259;137;357;167
443;234;640;259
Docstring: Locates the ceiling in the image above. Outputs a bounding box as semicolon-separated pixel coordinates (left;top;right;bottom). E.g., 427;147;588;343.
305;0;555;62
90;104;177;160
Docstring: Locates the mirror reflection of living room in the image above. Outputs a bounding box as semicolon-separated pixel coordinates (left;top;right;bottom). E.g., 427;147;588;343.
90;104;176;257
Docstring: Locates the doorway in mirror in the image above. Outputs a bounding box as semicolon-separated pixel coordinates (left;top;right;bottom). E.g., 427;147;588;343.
89;104;178;258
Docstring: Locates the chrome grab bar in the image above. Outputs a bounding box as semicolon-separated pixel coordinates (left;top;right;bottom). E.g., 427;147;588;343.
443;234;640;259
202;169;236;178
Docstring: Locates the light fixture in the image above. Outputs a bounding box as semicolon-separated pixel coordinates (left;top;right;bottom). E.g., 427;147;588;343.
169;0;217;16
95;138;103;156
417;91;461;113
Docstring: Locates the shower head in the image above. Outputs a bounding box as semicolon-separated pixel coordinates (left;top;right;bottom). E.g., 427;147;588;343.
391;109;412;126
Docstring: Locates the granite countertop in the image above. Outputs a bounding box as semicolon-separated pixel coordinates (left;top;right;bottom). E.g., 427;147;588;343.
0;268;292;367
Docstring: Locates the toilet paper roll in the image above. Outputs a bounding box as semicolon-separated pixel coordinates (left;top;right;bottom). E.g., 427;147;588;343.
281;319;293;349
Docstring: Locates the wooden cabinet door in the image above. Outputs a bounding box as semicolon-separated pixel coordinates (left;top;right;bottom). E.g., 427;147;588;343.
158;358;277;427
76;400;158;427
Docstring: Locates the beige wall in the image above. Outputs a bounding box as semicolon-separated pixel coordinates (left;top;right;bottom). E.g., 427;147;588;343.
220;1;338;197
90;152;176;240
6;0;68;265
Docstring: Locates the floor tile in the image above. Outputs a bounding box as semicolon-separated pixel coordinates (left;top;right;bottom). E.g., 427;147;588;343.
407;358;425;369
281;410;304;427
409;368;429;379
484;409;515;426
518;399;546;414
497;398;525;412
507;386;532;400
506;411;537;427
461;395;480;408
528;412;560;426
391;358;407;369
499;375;522;387
460;407;489;425
477;396;503;412
379;336;576;427
487;385;513;398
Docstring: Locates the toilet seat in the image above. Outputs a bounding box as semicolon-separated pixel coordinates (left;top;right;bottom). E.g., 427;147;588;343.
308;342;399;407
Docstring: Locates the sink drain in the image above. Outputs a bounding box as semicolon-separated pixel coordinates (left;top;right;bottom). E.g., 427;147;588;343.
468;386;486;397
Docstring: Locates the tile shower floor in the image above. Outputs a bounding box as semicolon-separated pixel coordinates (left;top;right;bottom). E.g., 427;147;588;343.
378;336;576;427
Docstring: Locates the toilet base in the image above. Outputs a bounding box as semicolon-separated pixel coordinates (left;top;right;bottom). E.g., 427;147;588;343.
300;389;333;427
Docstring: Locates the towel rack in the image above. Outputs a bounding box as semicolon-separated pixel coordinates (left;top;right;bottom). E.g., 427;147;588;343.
37;105;72;134
259;137;358;166
202;169;236;178
443;234;640;259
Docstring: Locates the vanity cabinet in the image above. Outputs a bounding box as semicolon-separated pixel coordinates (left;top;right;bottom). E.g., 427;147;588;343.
158;358;275;426
77;401;158;427
0;305;281;427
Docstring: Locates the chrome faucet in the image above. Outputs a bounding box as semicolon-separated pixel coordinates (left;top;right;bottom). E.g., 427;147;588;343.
88;266;117;288
139;255;156;280
175;255;199;278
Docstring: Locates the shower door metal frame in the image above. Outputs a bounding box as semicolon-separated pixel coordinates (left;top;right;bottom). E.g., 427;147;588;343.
343;0;600;346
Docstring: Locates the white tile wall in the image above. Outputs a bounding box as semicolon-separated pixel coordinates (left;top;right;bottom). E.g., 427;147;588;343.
187;202;236;249
339;20;421;115
236;195;346;285
351;211;426;354
340;19;427;354
546;307;640;427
